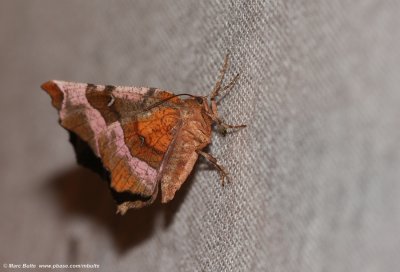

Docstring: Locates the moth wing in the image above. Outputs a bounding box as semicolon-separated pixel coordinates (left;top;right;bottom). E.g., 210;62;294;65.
41;80;182;211
160;106;212;203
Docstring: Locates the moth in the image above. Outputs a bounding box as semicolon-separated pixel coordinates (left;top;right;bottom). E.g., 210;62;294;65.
42;54;245;214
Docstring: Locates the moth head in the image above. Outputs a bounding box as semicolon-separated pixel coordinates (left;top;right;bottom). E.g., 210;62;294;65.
193;95;214;115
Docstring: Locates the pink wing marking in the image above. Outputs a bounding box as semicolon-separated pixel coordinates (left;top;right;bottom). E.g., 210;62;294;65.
46;80;158;192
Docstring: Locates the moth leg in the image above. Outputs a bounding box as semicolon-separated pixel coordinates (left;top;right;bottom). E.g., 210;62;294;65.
216;122;247;136
211;54;240;102
208;103;246;136
216;73;240;104
197;150;230;186
210;53;230;100
208;54;246;136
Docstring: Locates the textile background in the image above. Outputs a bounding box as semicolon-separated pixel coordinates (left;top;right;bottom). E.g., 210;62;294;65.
1;1;399;271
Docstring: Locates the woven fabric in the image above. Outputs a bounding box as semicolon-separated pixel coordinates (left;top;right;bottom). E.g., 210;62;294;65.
1;1;400;271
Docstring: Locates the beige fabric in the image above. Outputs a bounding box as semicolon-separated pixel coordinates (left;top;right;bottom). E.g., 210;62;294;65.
1;1;400;271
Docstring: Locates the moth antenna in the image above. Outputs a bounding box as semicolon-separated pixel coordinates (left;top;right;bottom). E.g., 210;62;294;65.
142;93;200;112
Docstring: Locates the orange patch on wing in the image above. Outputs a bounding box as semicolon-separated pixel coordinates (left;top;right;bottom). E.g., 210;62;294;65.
137;107;180;153
111;161;149;195
41;81;64;110
120;107;180;170
124;130;164;168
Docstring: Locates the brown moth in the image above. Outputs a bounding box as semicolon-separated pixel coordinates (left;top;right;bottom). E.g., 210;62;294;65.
41;54;245;214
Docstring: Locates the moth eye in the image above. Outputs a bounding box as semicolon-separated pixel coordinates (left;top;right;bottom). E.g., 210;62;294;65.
195;97;204;104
